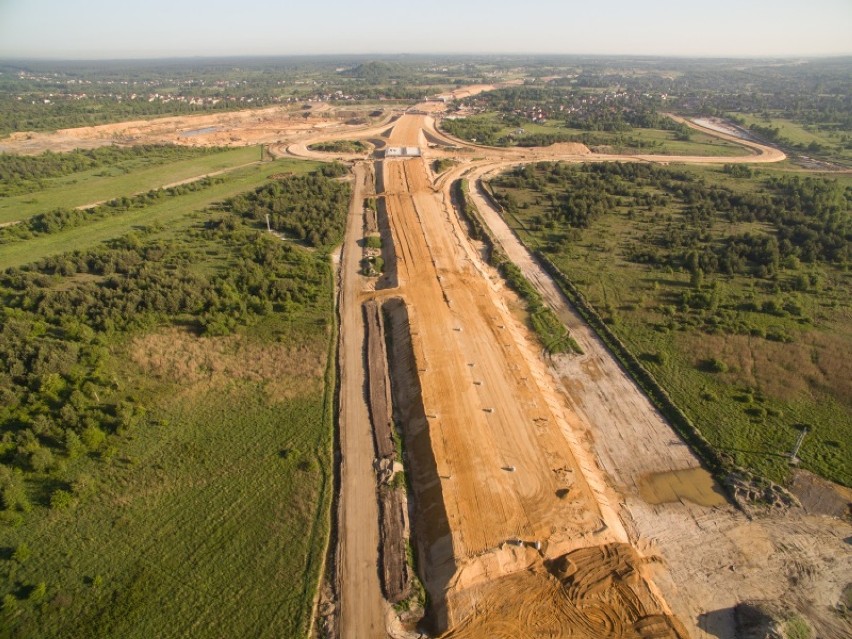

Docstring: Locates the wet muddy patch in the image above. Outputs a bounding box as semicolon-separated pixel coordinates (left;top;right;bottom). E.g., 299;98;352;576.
639;467;728;507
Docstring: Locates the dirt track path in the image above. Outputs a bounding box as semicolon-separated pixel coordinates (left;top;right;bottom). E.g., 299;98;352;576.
337;163;388;639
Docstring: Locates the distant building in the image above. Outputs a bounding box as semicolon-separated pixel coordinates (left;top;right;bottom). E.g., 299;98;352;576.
385;147;421;158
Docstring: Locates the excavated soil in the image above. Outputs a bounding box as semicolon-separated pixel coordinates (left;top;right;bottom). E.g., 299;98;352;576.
376;115;684;636
0;105;389;155
363;300;394;460
379;487;410;604
442;544;689;639
364;299;411;604
789;469;852;518
382;297;454;574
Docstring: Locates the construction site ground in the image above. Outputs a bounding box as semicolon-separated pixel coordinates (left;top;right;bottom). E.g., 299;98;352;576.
374;117;692;638
3;93;849;639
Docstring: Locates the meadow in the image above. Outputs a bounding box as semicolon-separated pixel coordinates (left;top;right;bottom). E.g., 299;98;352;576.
734;113;852;166
442;112;749;157
0;145;262;225
489;162;851;486
0;150;347;637
0;156;321;270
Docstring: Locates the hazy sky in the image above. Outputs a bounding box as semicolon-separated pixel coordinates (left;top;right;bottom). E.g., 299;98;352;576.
0;0;850;59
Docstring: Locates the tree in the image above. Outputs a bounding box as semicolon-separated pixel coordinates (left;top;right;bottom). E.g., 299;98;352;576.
81;425;106;452
690;268;704;290
29;582;47;602
12;542;31;563
50;489;73;510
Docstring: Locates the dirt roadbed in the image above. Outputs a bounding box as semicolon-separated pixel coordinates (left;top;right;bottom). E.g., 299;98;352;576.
335;163;387;639
374;116;688;637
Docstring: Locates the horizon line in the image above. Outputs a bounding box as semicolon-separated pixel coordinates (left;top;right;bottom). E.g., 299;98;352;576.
2;51;852;64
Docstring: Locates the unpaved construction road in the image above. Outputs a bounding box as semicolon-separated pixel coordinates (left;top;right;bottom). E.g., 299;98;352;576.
336;163;388;638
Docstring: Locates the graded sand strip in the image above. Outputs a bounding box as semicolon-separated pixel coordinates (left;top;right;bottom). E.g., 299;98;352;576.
377;115;685;636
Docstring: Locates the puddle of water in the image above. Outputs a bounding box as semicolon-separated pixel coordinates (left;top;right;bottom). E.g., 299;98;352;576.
639;467;727;507
179;126;219;138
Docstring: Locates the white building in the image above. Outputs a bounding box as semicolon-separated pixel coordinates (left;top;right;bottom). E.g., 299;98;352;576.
385;147;421;158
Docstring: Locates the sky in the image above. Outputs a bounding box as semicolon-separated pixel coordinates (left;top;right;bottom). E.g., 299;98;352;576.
0;0;850;59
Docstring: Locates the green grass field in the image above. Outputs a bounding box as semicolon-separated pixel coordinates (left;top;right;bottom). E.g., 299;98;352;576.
0;163;342;637
489;163;851;486
0;146;262;225
735;113;852;165
0;157;321;270
3;379;333;638
444;112;749;156
736;115;826;146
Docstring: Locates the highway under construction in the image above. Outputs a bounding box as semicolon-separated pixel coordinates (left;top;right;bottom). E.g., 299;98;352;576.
278;100;848;639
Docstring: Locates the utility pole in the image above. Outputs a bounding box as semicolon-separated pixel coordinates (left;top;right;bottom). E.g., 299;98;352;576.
265;214;272;233
789;427;808;465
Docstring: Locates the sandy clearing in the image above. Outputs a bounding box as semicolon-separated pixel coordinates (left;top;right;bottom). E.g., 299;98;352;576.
432;80;525;103
0;105;396;155
442;544;689;639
